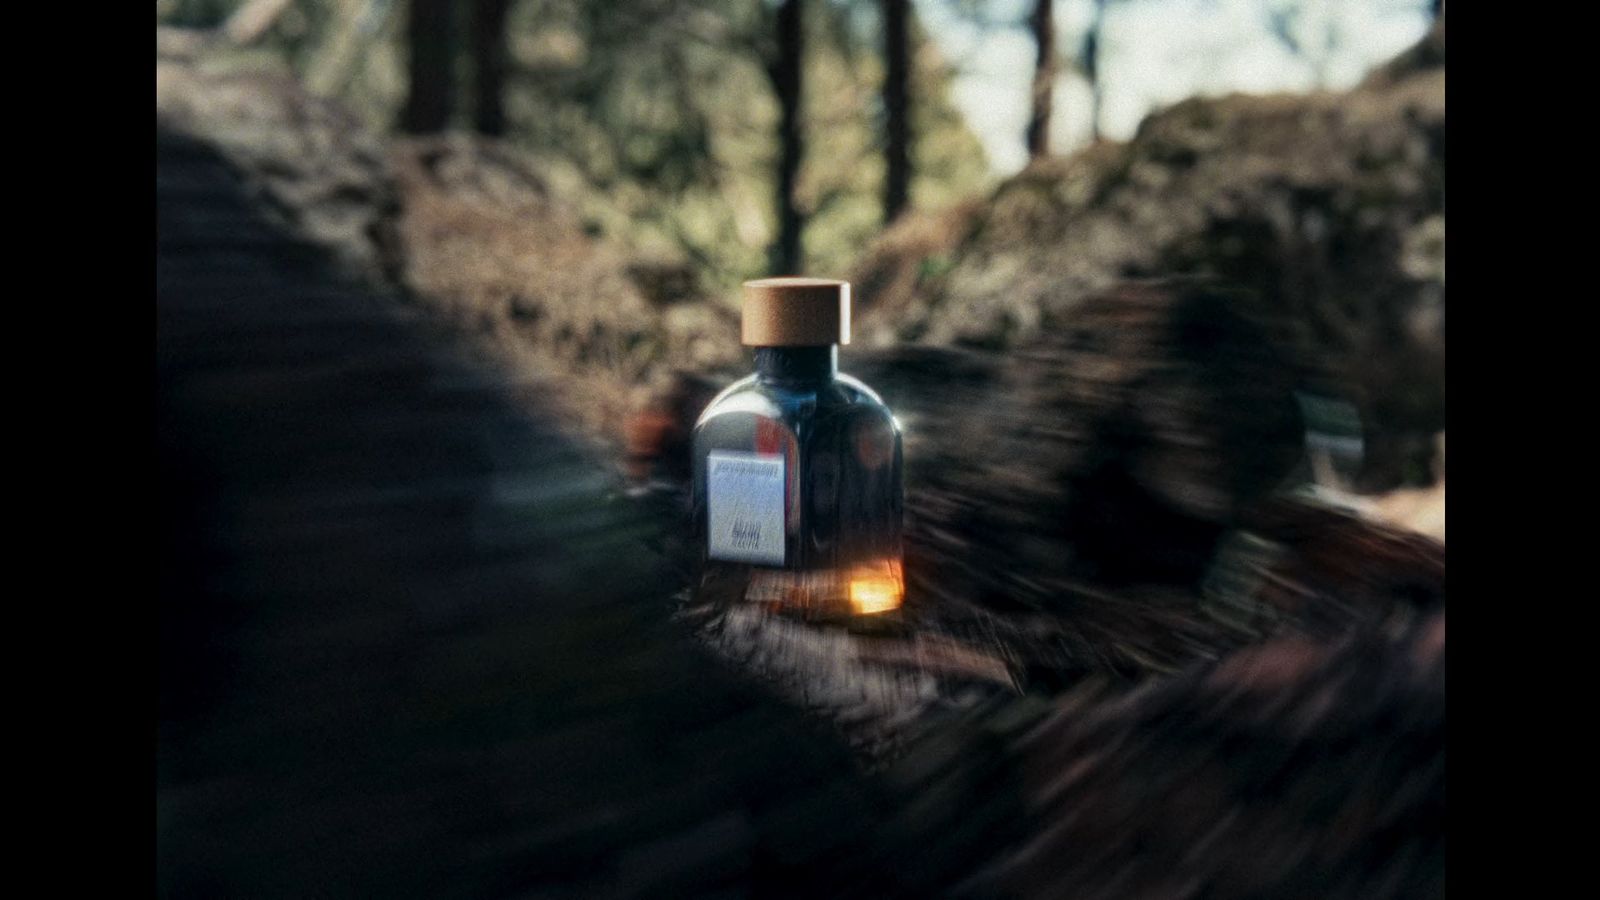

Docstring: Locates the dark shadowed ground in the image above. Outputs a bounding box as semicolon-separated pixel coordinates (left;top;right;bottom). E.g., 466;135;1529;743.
156;127;963;898
158;120;1444;898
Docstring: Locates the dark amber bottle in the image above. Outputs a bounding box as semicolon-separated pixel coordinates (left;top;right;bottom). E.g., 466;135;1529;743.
691;278;904;622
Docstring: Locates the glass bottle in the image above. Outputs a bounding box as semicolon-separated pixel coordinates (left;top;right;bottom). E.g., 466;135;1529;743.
691;278;904;623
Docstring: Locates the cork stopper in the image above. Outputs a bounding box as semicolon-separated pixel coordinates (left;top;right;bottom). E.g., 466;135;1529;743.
741;277;851;347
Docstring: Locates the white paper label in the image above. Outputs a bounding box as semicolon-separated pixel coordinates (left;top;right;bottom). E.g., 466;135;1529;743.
707;451;786;565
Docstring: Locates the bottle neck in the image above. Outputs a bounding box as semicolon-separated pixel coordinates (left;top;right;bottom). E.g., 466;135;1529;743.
754;345;838;385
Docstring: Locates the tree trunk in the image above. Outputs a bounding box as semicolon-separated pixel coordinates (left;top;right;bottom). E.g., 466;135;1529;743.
882;0;911;225
771;0;805;274
471;0;512;136
401;0;456;134
1026;0;1055;161
1086;0;1107;143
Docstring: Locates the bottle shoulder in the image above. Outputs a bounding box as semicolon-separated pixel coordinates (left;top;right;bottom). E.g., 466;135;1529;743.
833;374;901;438
694;372;896;431
694;374;768;427
835;372;885;405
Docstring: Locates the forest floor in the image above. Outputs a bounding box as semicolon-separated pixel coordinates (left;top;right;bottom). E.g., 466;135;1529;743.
157;30;1445;898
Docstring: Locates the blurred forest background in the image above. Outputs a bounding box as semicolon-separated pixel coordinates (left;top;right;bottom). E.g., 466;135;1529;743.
156;1;1443;521
155;0;1439;284
157;0;994;294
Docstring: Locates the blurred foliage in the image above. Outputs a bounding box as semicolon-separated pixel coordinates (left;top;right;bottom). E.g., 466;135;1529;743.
157;0;990;300
158;0;240;27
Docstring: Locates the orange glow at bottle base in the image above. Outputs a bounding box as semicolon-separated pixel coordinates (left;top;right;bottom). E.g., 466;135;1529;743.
849;577;903;615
